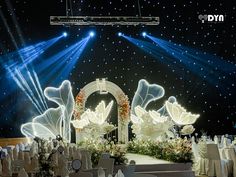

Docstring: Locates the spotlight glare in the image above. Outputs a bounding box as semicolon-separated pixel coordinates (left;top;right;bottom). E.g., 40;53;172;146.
118;32;122;36
63;32;68;37
142;32;147;37
89;31;95;37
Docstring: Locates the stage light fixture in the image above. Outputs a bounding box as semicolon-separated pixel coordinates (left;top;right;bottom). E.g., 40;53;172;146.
63;32;68;37
118;32;123;37
142;32;147;37
89;31;95;37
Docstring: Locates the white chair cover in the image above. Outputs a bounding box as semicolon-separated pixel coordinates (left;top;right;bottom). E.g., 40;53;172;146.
24;152;31;172
206;144;232;177
122;164;136;177
0;157;2;176
80;149;92;170
97;158;115;176
98;167;106;177
193;141;208;175
214;135;219;145
18;168;29;177
2;154;12;177
8;149;14;161
13;147;18;160
57;153;69;177
12;160;24;173
114;170;125;177
18;151;24;160
191;136;195;143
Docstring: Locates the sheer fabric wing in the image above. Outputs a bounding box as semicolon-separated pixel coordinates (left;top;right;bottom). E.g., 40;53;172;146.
21;122;56;140
44;80;74;142
131;79;165;114
33;107;64;137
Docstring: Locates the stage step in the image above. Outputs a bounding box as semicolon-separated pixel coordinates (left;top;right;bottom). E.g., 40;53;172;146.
135;163;192;171
115;163;195;177
135;170;195;177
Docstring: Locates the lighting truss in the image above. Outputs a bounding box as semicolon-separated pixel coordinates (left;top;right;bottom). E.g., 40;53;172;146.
50;16;159;26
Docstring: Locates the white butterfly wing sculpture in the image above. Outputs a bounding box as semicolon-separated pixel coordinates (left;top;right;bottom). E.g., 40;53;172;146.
131;79;165;114
21;123;55;140
165;101;200;125
71;100;114;128
21;80;74;142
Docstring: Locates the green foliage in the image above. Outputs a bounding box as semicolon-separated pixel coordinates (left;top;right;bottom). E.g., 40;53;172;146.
78;139;128;166
127;138;193;163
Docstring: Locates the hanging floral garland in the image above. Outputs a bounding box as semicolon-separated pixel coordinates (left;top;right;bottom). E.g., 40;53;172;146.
74;89;130;124
74;89;85;120
117;93;130;123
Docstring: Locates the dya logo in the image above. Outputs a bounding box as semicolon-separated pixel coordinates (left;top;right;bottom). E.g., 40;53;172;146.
198;14;224;23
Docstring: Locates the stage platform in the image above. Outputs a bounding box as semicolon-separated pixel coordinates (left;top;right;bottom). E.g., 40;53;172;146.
121;153;195;177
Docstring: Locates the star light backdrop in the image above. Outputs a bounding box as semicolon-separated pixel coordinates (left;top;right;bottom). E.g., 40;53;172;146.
0;0;235;138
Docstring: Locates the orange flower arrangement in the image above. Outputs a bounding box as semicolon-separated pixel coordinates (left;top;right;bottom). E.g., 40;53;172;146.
74;89;85;120
117;93;130;123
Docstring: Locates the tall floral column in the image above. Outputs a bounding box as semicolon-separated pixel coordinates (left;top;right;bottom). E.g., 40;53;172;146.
117;93;130;144
74;89;85;142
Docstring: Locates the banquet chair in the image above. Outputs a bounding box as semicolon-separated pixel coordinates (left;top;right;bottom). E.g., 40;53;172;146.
12;159;24;173
81;149;93;170
69;171;93;177
97;158;115;176
100;153;110;159
206;143;232;177
122;164;136;177
193;140;208;176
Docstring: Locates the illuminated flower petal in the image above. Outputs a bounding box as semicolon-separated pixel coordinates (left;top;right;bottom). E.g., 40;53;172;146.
165;101;199;125
180;125;195;135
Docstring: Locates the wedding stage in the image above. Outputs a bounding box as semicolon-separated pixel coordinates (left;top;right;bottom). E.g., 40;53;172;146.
123;153;195;177
0;79;199;177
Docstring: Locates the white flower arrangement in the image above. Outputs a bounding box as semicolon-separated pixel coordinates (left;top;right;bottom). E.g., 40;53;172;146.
131;106;173;140
180;125;195;135
71;100;116;139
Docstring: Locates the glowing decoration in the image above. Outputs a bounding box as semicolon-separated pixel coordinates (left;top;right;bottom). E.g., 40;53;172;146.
158;96;177;115
71;100;116;140
74;79;129;143
142;32;147;37
165;101;200;125
118;32;123;37
21;80;74;142
62;32;68;37
21;123;55;140
89;31;95;37
180;125;195;135
131;106;173;140
131;79;165;113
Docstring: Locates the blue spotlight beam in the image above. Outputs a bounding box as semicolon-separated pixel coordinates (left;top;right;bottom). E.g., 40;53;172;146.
6;35;63;72
59;37;90;78
36;38;86;76
146;35;236;93
5;0;26;46
122;34;235;96
6;67;44;114
0;9;19;50
149;36;236;73
38;37;91;84
1;35;63;115
122;35;185;75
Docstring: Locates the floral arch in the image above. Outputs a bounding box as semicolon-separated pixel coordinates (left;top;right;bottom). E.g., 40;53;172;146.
74;78;130;143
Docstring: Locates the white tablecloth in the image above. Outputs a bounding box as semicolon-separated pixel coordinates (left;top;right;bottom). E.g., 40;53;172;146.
220;147;236;177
